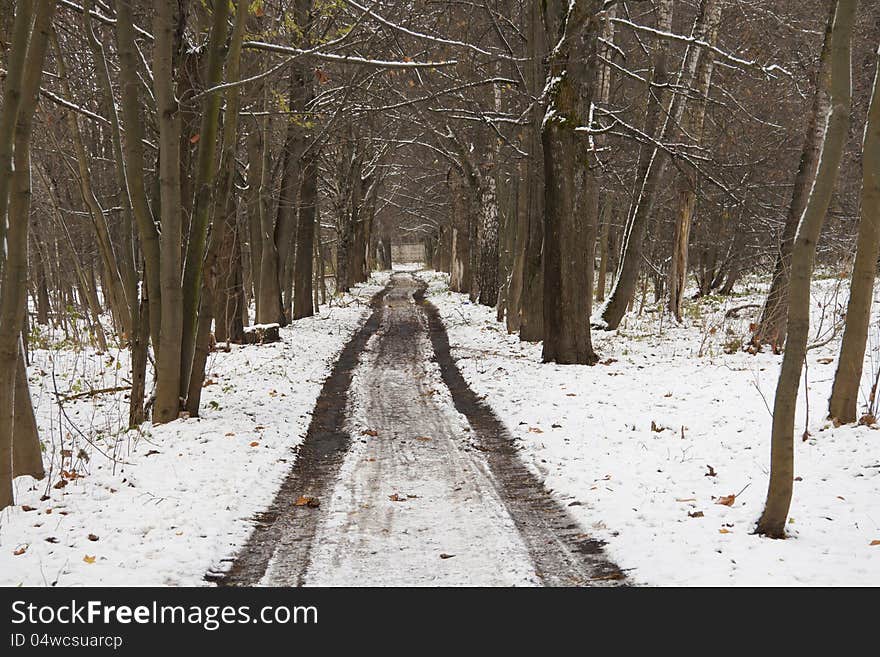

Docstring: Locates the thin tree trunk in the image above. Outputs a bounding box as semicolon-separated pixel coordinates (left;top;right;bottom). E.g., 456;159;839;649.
293;158;317;319
518;0;547;342
598;0;715;330
116;0;162;348
751;2;836;352
756;0;855;538
827;45;880;424
180;0;231;396
0;0;56;511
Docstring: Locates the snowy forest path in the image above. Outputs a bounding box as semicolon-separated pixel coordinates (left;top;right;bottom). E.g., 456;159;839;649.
215;272;624;586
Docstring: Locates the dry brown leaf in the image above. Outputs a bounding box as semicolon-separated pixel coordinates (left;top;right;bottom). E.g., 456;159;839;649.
528;426;543;434
189;133;200;144
88;534;99;542
13;546;27;556
705;465;717;477
816;357;834;364
718;528;732;534
249;441;260;447
415;436;432;442
361;429;379;437
83;555;96;564
688;511;704;518
870;540;880;546
21;505;36;512
716;494;736;506
294;496;320;508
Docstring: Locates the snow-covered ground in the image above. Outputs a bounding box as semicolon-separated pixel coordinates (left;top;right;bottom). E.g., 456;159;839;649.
0;279;385;586
425;270;880;586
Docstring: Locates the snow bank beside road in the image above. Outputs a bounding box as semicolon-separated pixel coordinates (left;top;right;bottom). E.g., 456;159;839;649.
0;280;383;586
425;271;880;586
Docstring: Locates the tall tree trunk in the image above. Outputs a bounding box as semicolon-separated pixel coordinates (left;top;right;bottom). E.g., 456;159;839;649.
152;0;185;424
116;0;162;348
750;3;836;352
518;0;547;342
827;44;880;424
293;158;317;319
598;0;715;330
448;167;472;293
0;0;56;511
245;113;266;320
186;0;247;412
756;0;855;538
668;2;726;320
541;0;600;365
477;173;500;307
180;0;231;396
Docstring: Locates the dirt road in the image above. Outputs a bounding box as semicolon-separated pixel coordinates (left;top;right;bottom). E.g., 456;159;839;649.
217;273;623;586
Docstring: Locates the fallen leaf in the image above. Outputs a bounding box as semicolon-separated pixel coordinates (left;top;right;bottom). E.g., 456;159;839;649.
705;465;717;478
361;429;379;437
145;450;161;457
688;511;704;518
189;133;200;144
83;555;96;564
415;436;432;442
651;420;665;433
837;495;846;501
225;432;235;437
249;441;260;447
13;546;27;556
88;534;99;542
21;505;36;512
816;357;834;364
294;495;320;508
870;540;880;546
528;427;543;434
716;494;736;506
718;528;732;534
439;553;455;559
53;479;67;489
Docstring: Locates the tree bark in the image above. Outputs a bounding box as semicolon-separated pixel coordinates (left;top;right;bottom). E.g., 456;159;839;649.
0;0;56;511
827;44;880;424
751;2;836;352
756;0;855;538
180;0;231;396
541;0;600;365
518;0;548;342
293;157;317;319
152;0;185;424
598;0;715;330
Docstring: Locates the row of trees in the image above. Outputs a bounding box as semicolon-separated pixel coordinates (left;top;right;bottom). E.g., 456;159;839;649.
1;0;878;538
